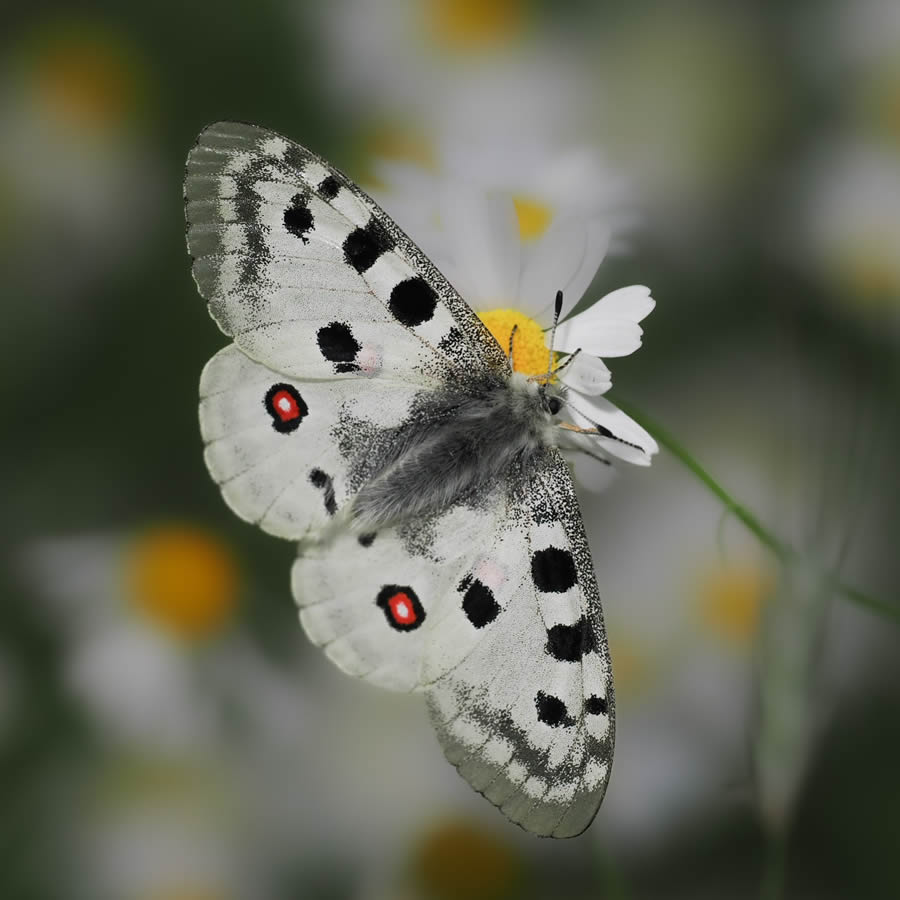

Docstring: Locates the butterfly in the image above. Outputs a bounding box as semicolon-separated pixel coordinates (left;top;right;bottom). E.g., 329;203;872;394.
185;122;620;838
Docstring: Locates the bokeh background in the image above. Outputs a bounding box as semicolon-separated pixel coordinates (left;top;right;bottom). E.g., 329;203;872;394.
3;1;900;898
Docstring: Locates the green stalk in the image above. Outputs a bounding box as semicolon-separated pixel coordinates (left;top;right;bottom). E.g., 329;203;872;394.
614;400;899;625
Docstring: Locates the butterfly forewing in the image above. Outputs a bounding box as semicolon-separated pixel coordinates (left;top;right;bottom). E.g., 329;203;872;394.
185;122;506;383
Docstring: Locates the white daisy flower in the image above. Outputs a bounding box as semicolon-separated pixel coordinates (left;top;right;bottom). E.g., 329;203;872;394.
373;149;658;489
19;526;241;753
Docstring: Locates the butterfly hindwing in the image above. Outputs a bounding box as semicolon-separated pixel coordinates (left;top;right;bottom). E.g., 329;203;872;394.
291;483;508;691
200;344;431;540
290;448;614;837
185;122;506;384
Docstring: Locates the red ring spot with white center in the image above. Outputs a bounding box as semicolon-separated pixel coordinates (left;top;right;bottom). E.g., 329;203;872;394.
272;389;300;422
388;592;417;626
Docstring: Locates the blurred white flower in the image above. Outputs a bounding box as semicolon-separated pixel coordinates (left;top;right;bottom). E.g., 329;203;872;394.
21;526;240;754
0;22;163;327
307;0;586;138
789;140;900;324
825;0;900;66
20;525;534;896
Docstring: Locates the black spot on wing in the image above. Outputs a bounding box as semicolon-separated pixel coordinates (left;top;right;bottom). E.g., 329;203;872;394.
309;468;337;516
317;321;361;374
317;175;341;200
389;277;438;327
535;691;576;728
284;192;314;241
546;617;598;663
343;217;395;274
531;547;577;593
585;695;608;716
458;576;500;628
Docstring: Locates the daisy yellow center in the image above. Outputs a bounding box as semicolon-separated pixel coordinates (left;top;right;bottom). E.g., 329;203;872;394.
126;526;238;640
697;563;773;645
425;0;527;50
513;195;553;241
477;308;553;376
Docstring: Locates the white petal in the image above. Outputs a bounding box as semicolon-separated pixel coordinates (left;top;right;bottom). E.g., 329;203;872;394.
517;218;610;321
558;219;613;316
439;184;521;305
559;353;611;395
566;394;658;465
556;285;655;354
588;284;656;322
555;316;643;358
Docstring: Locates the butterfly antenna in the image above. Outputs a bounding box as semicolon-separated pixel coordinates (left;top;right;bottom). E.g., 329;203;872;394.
545;290;564;382
507;324;519;372
553;348;582;378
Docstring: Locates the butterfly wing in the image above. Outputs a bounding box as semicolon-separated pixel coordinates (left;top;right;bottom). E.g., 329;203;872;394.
200;344;440;539
290;449;614;836
187;122;509;539
424;449;614;838
185;121;505;383
291;479;509;691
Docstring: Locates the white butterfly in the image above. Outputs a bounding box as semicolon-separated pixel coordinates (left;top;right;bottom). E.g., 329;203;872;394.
185;122;643;837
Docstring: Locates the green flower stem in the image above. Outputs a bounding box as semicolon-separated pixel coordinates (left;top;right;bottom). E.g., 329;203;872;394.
614;399;900;625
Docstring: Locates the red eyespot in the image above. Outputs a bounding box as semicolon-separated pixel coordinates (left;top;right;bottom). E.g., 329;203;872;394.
264;384;308;433
273;390;298;420
376;585;425;632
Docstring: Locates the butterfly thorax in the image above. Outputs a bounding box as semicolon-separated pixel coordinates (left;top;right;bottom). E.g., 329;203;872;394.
350;372;560;532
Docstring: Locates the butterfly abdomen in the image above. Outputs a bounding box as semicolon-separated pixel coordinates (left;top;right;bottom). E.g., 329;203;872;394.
350;372;552;531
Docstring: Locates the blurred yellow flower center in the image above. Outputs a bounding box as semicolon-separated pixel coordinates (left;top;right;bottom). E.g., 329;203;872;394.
30;27;144;133
426;0;527;50
698;563;772;645
127;526;238;640
477;308;553;376
513;195;553;241
413;818;521;900
142;890;224;900
834;237;900;308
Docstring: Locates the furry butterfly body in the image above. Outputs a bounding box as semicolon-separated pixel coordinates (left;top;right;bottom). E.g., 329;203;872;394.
186;122;614;837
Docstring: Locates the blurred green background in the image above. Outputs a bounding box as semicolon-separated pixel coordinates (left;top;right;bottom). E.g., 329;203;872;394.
2;1;899;898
